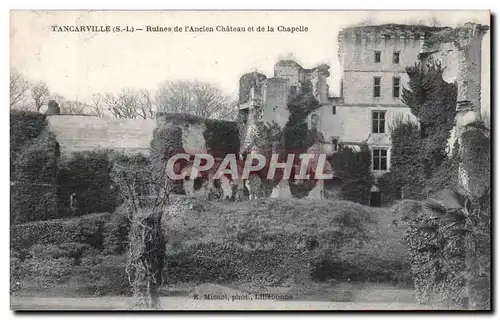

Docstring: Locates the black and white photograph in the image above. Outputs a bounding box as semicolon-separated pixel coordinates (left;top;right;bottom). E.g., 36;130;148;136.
9;10;491;311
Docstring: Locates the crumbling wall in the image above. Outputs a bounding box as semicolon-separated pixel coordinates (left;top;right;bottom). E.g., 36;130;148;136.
421;22;489;194
239;72;267;104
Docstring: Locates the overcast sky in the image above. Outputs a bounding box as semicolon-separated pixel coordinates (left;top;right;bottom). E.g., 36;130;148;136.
10;10;490;111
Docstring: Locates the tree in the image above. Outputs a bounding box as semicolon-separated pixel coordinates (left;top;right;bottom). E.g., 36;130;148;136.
51;93;88;115
401;61;457;180
90;89;154;119
90;93;107;118
428;16;442;27
283;79;321;154
155;80;232;119
31;81;50;112
387;117;426;200
111;154;169;309
10;69;30;109
329;144;374;205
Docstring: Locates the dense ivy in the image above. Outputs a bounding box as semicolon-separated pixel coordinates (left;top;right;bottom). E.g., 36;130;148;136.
283;80;321;154
11;131;60;224
328;144;373;205
400;186;491;309
382;61;458;204
402;61;457;178
386;119;426;202
203;119;240;158
11;212;112;252
149;125;185;194
57;149;119;217
460;128;491;199
10;111;47;175
377;172;402;206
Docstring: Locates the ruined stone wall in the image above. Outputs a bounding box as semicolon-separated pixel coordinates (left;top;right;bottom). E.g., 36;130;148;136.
262;78;290;128
420;22;489;195
156;113;208;155
239;72;267;104
308;66;330;104
421;23;489;157
273;60;330;103
47;115;156;155
273;61;301;88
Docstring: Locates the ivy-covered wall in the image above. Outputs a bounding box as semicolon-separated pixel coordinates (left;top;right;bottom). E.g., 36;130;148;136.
328;145;373;205
57;150;119;217
11;131;60;224
10;111;48;175
149;124;186;194
203;119;240;158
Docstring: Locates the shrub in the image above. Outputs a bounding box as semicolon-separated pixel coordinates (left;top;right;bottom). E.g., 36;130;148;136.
460;128;491;199
111;153;168;209
69;255;130;296
10;255;23;294
329;145;374;205
57;149;119;217
20;257;75;289
377;172;402;206
10;110;47;174
392;61;457;199
424;140;460;196
11;212;112;252
11;131;60;224
397;187;491;309
289;180;317;199
102;205;132;255
204;119;240;158
386;119;426;201
28;242;92;264
282;83;321;155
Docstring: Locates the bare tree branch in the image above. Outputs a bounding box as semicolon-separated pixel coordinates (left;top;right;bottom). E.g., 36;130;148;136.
31;81;50;112
89;93;107;117
90;89;155;119
155;80;232;119
10;69;30;109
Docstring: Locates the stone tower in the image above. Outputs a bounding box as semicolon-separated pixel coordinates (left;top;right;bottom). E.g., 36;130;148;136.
237;72;267;154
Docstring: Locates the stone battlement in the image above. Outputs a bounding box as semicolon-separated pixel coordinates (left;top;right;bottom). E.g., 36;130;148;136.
338;23;451;41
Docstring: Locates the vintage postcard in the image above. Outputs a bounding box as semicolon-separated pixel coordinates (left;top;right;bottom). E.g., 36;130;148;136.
10;10;491;311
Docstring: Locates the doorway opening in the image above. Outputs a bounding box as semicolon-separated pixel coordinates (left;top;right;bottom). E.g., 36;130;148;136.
370;191;382;207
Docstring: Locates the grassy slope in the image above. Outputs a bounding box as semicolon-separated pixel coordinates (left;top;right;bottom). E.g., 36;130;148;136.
163;197;410;285
165;197;378;243
12;197;411;297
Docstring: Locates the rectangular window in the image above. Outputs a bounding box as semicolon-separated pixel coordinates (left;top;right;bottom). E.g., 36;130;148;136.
373;148;388;171
393;77;400;98
372;111;386;134
290;85;297;95
374;51;381;63
332;105;336;114
393;51;400;64
373;77;381;98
